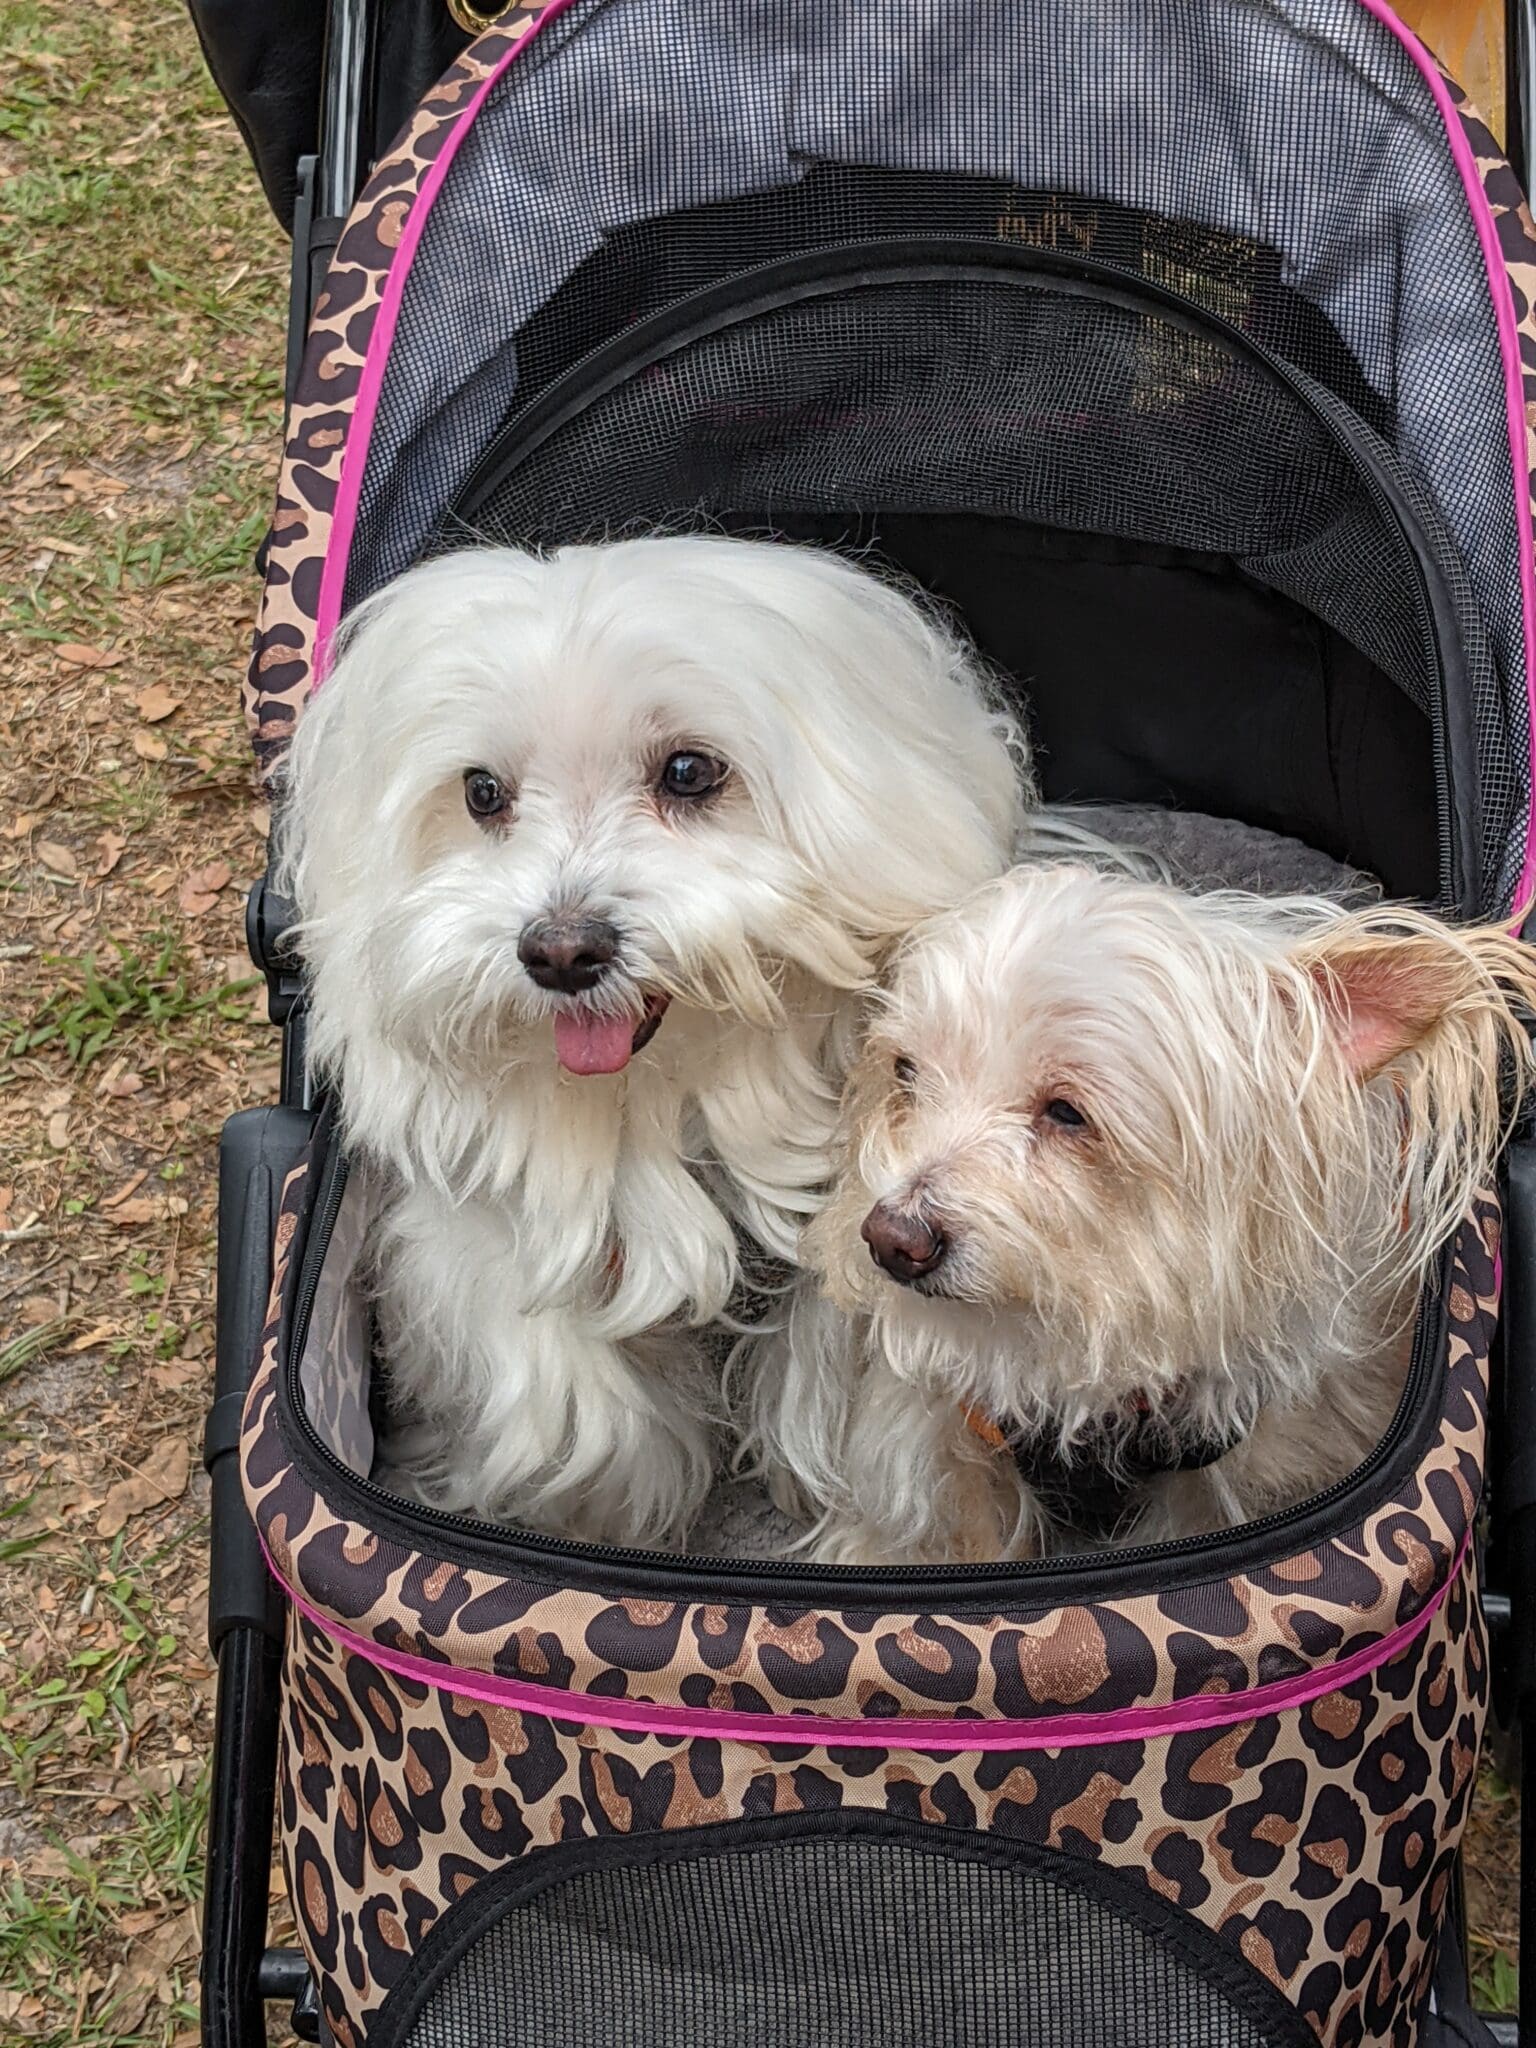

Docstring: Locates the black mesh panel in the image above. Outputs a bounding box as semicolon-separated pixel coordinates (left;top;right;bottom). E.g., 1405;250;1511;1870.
378;1820;1314;2048
455;264;1460;727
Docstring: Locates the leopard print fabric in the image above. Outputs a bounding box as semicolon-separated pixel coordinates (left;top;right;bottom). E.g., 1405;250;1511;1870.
245;5;544;776
249;1182;1495;1725
280;1549;1486;2047
243;1143;1499;2044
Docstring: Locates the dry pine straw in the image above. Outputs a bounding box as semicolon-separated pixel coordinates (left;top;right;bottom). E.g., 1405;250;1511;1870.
0;0;1521;2042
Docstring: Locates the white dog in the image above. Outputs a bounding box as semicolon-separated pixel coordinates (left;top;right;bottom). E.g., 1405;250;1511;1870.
754;864;1536;1563
281;536;1026;1545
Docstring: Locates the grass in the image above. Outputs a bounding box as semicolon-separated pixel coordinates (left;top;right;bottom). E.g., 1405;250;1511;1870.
0;1777;205;2048
0;4;288;2042
4;938;260;1066
0;1319;78;1391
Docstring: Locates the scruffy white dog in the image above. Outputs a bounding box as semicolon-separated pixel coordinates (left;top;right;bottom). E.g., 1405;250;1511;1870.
754;864;1536;1563
281;536;1026;1545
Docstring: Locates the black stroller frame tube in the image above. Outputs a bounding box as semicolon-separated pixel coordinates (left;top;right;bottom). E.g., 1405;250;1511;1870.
1508;0;1536;190
201;7;383;2036
318;0;377;224
1494;1121;1536;2048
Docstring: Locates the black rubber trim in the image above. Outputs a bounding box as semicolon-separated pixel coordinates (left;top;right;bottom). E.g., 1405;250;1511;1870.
269;1109;1462;1612
366;1809;1316;2048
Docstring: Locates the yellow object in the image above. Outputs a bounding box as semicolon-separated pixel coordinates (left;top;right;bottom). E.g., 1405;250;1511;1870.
446;0;507;31
1394;0;1505;139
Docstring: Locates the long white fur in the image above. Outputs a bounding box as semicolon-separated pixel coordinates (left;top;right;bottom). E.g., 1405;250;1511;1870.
280;536;1027;1546
750;864;1536;1563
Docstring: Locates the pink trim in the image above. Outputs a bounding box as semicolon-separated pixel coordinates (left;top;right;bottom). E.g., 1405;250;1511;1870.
267;1534;1468;1754
312;0;584;680
1356;0;1536;912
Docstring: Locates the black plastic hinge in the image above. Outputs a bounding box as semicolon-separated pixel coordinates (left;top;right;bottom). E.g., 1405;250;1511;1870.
246;870;304;1029
258;1948;321;2042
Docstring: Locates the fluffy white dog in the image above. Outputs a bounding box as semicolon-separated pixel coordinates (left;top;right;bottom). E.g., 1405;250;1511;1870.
754;864;1536;1563
281;536;1026;1545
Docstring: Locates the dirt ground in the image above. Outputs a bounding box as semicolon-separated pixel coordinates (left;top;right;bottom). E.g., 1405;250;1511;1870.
0;1;1522;2042
0;4;293;2041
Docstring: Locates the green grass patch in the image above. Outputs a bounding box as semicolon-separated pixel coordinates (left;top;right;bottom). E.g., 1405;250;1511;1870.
0;1317;79;1390
0;1775;206;2047
5;936;261;1065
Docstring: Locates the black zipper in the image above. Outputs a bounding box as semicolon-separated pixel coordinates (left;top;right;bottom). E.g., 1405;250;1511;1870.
449;236;1471;909
282;1128;1451;1604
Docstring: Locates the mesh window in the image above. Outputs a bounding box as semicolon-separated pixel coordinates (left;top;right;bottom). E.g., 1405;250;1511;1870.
343;0;1530;907
377;1819;1313;2048
454;259;1478;730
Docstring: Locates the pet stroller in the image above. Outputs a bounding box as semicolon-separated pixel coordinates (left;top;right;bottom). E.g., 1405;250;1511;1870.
192;0;1536;2041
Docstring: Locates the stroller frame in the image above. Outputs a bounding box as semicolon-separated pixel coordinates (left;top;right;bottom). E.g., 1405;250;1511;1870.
195;4;1536;2042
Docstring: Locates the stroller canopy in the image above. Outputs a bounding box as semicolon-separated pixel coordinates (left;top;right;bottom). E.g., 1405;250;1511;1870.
247;0;1536;917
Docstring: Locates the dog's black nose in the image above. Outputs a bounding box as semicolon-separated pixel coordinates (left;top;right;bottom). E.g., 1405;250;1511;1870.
518;917;620;994
861;1202;947;1284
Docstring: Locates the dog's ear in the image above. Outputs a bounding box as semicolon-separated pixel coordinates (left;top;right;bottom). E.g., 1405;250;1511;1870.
1302;913;1536;1083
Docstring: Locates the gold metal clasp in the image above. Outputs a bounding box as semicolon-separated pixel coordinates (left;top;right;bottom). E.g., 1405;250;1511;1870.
446;0;509;31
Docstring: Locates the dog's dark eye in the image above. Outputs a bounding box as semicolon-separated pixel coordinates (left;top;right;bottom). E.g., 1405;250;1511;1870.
463;769;510;821
893;1055;918;1089
658;750;729;803
1042;1097;1088;1129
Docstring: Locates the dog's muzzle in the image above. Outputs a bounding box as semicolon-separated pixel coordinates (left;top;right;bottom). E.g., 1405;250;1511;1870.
861;1201;948;1284
518;915;620;995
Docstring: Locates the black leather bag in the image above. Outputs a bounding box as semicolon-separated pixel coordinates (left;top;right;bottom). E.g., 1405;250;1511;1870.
186;0;471;227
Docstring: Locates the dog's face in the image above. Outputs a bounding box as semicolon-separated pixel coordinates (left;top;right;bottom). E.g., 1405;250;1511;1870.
807;864;1418;1430
286;538;1024;1084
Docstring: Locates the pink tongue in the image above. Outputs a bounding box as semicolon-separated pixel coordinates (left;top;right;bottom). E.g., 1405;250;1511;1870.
553;1009;634;1076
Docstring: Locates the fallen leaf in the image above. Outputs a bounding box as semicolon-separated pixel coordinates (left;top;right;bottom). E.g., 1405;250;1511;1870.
96;1436;190;1537
46;1110;69;1150
68;1322;119;1353
35;840;77;878
132;730;167;762
135;682;181;723
95;831;126;877
118;1908;165;1938
27;1847;74;1880
107;1198;157;1227
249;802;271;839
167;1097;193;1122
55;643;125;670
151;1359;200;1391
104;1071;143;1098
179;860;231;916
